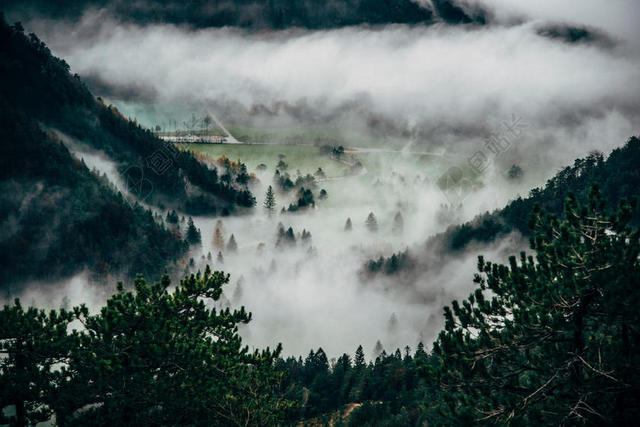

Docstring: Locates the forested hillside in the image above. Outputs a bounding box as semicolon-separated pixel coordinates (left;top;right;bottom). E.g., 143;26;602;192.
5;0;489;30
0;16;244;287
366;137;640;278
0;15;254;215
0;82;189;288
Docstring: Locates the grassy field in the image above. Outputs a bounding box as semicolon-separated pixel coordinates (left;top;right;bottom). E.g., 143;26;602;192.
181;143;446;181
225;124;406;149
181;143;345;177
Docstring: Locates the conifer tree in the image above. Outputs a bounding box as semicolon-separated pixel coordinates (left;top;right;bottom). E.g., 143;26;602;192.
344;217;352;231
354;345;366;370
186;217;201;245
365;212;378;232
264;185;276;214
66;268;286;425
227;234;238;253
434;188;640;424
0;301;77;426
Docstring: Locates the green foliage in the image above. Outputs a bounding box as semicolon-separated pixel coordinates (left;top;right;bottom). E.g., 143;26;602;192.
0;301;78;426
274;170;295;191
434;188;640;424
286;187;315;212
0;267;288;426
0;99;187;287
366;249;415;276
165;209;179;224
264;185;277;213
185;217;201;245
278;343;440;425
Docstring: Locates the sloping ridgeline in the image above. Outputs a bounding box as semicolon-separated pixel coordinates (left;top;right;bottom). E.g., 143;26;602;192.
3;0;489;30
0;17;206;288
0;15;255;215
365;136;640;278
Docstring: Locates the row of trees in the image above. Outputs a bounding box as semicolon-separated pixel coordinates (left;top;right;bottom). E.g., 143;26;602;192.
343;211;404;233
263;184;327;215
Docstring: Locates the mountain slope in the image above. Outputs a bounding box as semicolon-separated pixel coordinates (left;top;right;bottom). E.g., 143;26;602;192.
0;97;187;289
0;15;254;215
0;17;228;288
4;0;490;30
365;136;640;278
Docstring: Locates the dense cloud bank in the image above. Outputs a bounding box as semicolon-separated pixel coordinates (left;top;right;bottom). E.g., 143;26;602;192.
15;3;639;169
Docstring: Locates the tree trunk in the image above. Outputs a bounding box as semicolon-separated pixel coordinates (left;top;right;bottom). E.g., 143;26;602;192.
15;399;26;427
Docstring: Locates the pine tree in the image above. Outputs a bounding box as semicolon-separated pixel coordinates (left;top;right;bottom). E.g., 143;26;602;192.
344;217;352;231
354;345;365;370
0;300;77;425
217;251;224;264
227;234;238;253
434;187;640;424
264;185;276;214
414;342;428;362
365;212;378;232
186;217;201;245
67;268;286;424
166;209;179;224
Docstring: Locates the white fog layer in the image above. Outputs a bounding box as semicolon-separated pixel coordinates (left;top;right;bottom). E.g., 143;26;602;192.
8;1;640;358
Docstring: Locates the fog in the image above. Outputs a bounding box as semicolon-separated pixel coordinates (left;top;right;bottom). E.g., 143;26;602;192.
183;165;530;357
7;2;640;357
21;4;640;164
